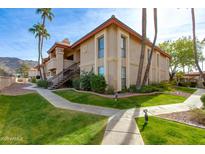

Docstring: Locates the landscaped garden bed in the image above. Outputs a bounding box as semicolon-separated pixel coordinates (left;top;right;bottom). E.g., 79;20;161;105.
54;90;186;109
0;93;107;144
136;116;205;145
159;109;205;129
174;86;197;94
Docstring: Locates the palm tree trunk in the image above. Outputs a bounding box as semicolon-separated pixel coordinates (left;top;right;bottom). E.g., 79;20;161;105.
40;38;47;80
142;8;158;86
40;17;46;80
38;35;42;79
191;8;205;82
136;8;147;89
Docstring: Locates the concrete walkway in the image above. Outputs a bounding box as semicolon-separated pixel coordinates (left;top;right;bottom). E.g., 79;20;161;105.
124;88;205;118
35;88;119;117
24;85;205;145
102;110;144;145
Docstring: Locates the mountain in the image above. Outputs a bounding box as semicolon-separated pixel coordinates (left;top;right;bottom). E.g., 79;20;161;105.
0;57;38;75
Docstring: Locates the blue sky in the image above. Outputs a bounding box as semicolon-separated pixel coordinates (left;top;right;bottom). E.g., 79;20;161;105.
0;8;205;61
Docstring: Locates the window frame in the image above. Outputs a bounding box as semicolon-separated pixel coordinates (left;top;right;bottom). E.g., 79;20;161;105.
121;66;126;89
98;66;104;76
121;35;126;58
98;36;104;58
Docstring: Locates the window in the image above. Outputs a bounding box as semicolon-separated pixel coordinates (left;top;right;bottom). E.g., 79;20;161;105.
121;67;126;89
98;36;104;58
121;36;126;58
67;55;74;60
98;66;104;76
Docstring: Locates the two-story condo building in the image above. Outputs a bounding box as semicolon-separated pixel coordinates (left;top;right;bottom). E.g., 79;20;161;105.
42;15;171;91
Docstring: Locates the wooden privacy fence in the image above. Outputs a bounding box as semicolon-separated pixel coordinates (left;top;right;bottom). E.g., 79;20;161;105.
0;76;16;90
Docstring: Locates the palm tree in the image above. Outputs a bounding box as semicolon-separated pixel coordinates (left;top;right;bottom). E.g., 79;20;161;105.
36;8;54;79
40;28;50;79
142;8;158;86
191;8;205;82
136;8;147;89
29;23;44;78
36;8;54;26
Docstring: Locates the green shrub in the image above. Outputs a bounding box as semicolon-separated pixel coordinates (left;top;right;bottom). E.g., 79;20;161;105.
157;81;173;91
178;81;191;87
80;71;94;91
90;75;107;93
128;82;172;93
128;85;137;93
37;80;48;89
137;85;162;93
190;82;197;87
121;87;128;93
105;85;115;95
169;80;177;86
200;94;205;108
72;78;80;90
31;77;36;83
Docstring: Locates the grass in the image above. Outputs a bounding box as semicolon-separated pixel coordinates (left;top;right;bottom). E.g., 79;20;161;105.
174;86;197;94
54;90;186;109
136;116;205;145
0;93;107;145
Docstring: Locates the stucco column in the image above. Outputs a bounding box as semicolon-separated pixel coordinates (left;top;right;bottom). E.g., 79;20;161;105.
55;47;64;74
104;29;108;82
126;35;130;88
117;28;121;91
94;36;98;74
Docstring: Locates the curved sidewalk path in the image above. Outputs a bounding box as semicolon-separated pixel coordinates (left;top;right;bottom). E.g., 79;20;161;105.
25;85;205;145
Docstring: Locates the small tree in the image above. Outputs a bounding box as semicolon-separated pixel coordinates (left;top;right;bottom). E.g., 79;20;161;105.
175;71;184;86
16;63;30;78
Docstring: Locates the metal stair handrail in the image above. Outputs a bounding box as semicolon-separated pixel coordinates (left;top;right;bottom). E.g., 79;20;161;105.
47;62;79;82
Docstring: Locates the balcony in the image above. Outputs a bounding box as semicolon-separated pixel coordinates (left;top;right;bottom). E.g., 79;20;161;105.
47;58;56;70
64;59;76;69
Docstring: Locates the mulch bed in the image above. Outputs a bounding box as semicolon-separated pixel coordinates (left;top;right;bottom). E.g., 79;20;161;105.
0;83;35;96
169;91;192;98
159;109;205;129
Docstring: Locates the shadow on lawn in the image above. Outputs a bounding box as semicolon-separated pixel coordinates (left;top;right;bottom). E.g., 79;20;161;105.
140;122;148;132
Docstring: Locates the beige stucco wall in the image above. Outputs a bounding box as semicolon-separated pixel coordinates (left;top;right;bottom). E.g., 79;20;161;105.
79;37;95;73
46;24;169;91
78;24;169;91
0;76;16;90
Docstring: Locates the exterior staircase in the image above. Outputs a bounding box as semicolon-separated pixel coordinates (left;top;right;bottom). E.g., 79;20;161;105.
48;63;80;90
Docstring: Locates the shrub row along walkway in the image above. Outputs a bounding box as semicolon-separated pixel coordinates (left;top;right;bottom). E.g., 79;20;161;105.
24;85;204;145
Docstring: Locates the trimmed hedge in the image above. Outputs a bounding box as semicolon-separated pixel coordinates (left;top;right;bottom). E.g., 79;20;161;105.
200;94;205;108
90;75;107;93
37;80;48;89
128;81;172;93
80;71;94;91
137;85;162;93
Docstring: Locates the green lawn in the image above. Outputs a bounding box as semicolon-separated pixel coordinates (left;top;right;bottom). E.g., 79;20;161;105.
174;86;197;94
136;116;205;145
0;93;107;145
54;90;186;109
